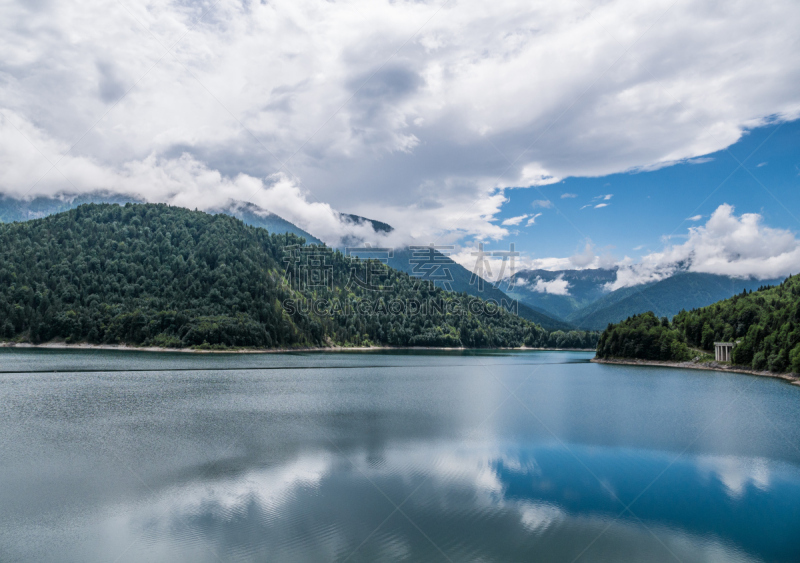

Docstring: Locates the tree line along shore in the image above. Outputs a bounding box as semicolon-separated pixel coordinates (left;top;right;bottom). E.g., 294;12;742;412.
595;275;800;375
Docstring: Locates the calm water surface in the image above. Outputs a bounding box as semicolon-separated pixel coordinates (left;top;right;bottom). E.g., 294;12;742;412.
1;348;799;562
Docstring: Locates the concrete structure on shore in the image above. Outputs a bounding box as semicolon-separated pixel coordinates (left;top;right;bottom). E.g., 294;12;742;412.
714;342;734;362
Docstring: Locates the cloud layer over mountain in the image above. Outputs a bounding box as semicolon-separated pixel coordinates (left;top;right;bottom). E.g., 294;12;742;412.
609;204;800;289
1;0;799;266
460;204;799;291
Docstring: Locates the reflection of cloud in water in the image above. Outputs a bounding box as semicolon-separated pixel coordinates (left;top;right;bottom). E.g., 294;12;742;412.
90;443;773;563
518;501;564;532
697;455;771;498
95;454;336;562
173;452;330;516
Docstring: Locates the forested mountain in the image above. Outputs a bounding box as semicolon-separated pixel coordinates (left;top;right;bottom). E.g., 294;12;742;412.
0;203;597;350
596;275;800;373
569;272;783;329
2;195;572;330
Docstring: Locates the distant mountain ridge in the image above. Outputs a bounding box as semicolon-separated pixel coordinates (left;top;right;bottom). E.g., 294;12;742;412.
0;193;143;222
502;268;618;320
390;249;575;332
567;272;784;329
505;267;785;330
210;201;323;245
0;195;326;246
339;213;394;233
349;247;575;331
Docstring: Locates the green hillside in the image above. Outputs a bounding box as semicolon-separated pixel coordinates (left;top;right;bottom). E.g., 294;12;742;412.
596;275;800;373
0;203;597;350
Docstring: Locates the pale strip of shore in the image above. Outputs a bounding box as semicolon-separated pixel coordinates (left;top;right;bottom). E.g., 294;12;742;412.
0;341;596;354
592;357;800;387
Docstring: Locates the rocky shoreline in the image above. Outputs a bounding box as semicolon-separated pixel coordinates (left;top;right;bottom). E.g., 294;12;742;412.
591;357;800;387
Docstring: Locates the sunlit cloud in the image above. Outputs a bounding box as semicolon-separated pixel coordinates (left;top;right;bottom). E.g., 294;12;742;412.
502;214;529;226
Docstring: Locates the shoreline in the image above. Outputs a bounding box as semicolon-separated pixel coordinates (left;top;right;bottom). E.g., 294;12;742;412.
0;341;597;354
591;357;800;387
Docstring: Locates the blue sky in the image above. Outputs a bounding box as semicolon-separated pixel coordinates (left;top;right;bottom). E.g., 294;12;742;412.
495;118;800;270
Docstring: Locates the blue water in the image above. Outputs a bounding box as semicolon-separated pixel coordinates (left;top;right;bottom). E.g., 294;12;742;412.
0;348;798;562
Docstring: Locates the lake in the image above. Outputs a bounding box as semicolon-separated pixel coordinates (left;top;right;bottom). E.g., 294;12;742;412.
1;348;799;562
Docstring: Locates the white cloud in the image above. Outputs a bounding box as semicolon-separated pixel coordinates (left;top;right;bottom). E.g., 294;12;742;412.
570;242;599;268
519;163;561;187
594;203;609;208
607;204;800;289
757;162;768;167
531;241;616;270
529;275;571;296
531;199;554;209
526;213;543;226
603;194;613;200
686;214;703;221
561;193;577;198
0;0;798;244
502;214;529;226
514;240;620;272
449;243;527;285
